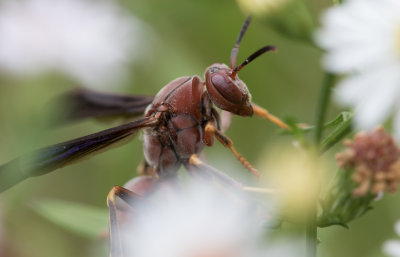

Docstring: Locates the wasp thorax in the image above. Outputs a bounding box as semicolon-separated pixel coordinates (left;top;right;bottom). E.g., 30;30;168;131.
204;63;253;116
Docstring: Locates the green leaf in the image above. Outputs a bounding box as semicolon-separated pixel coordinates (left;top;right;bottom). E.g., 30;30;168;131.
32;199;109;239
321;114;353;152
323;111;352;129
281;112;353;136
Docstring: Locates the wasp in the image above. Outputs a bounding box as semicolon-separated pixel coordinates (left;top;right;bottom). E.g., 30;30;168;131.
0;16;289;257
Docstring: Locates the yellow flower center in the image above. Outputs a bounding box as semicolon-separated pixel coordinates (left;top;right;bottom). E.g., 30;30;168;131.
236;0;290;16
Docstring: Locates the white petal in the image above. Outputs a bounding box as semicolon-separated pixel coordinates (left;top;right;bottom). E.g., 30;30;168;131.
395;221;400;236
384;240;400;257
335;64;400;129
323;43;390;73
315;0;400;73
393;106;400;142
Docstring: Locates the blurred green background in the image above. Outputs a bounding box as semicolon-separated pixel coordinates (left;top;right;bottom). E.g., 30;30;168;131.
0;0;399;256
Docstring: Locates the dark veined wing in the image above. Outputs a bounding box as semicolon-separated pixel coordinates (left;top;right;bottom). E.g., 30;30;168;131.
51;88;154;124
0;116;159;192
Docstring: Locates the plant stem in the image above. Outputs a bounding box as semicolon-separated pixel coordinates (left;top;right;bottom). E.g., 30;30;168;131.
314;73;335;144
306;73;336;257
306;212;317;257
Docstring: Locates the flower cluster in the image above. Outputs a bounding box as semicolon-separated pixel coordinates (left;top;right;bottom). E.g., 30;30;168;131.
336;127;400;197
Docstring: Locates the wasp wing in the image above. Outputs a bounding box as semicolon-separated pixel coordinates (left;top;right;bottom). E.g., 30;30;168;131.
51;88;154;124
0;116;158;192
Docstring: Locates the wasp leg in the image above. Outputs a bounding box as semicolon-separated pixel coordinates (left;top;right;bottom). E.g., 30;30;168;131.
107;186;142;257
241;186;279;194
251;102;290;130
185;154;243;189
203;122;261;178
186;155;277;194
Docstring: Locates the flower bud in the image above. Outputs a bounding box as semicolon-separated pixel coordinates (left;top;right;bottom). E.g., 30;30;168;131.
318;127;400;228
336;127;400;197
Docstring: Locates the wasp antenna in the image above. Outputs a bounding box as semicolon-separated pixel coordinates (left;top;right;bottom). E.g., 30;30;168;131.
230;16;252;69
231;45;277;78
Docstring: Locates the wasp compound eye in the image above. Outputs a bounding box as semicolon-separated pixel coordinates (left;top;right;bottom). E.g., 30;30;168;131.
205;64;253;117
211;74;242;104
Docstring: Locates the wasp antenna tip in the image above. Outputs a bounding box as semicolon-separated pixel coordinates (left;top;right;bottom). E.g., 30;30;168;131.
269;46;277;52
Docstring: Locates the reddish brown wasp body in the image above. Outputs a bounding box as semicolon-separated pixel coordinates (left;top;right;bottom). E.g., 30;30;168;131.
142;76;210;176
141;62;255;177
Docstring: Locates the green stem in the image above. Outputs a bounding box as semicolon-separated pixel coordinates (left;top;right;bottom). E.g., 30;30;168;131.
306;214;317;257
306;73;336;257
314;73;336;144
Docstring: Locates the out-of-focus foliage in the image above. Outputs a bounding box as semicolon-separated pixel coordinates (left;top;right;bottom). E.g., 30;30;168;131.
32;200;108;239
0;1;399;257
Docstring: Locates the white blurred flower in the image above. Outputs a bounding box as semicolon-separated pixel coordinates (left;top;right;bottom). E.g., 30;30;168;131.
121;180;300;257
0;0;147;89
315;0;400;138
383;221;400;256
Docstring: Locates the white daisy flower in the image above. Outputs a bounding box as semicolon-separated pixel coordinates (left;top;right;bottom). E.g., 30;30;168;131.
120;180;300;257
0;0;147;89
383;220;400;257
315;0;400;138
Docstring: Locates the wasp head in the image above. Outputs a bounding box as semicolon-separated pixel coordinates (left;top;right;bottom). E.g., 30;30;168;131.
204;63;253;116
